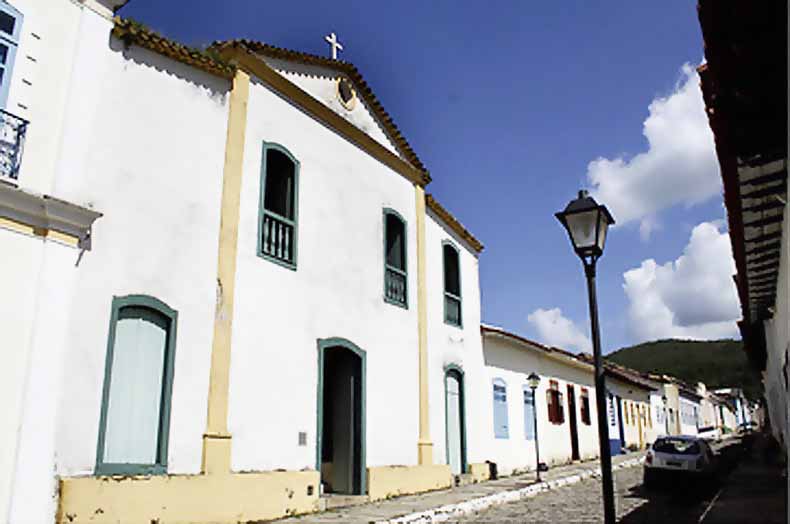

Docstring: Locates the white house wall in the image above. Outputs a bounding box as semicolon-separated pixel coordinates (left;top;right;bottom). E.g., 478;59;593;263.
227;78;420;473
762;188;789;451
481;336;600;476
8;0;84;194
425;212;486;470
679;397;700;436
607;380;650;450
0;229;45;522
2;26;234;524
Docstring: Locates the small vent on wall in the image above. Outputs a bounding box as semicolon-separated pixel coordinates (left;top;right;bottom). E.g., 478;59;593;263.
298;431;307;446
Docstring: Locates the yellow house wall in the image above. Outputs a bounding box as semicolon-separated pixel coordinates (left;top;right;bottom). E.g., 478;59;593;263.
367;464;452;501
57;471;320;524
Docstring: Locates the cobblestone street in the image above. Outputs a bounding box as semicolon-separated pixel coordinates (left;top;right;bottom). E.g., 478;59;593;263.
455;437;785;524
456;464;658;523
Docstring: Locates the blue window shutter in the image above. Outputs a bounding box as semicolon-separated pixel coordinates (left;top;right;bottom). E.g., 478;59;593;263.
493;379;509;439
523;385;535;440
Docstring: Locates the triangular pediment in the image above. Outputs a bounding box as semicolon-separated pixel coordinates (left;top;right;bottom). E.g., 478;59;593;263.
212;40;427;175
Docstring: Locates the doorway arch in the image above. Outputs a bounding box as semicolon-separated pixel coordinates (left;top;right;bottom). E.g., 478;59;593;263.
444;364;467;475
316;337;366;495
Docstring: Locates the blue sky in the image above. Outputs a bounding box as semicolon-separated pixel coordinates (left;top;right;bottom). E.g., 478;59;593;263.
121;1;740;353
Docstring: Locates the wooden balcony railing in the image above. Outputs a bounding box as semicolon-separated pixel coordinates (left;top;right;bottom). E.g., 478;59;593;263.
385;266;407;306
261;211;296;266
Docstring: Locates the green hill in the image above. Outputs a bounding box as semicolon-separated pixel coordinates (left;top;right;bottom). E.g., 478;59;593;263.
606;339;761;400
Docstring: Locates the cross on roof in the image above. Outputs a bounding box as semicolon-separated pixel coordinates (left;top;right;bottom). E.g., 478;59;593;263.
324;32;343;60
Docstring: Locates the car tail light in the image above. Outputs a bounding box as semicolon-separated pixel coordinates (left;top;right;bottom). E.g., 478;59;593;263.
646;452;653;465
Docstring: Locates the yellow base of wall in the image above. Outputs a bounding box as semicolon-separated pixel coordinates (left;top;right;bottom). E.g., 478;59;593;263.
367;464;452;501
57;470;320;524
468;463;490;483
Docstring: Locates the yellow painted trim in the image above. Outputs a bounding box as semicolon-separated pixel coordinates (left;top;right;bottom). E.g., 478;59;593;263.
203;69;250;470
468;463;490;483
0;217;80;246
367;464;451;501
57;470;320;523
415;185;433;465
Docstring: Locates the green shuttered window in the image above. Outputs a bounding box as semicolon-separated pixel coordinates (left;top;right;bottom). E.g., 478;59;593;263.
383;209;407;307
258;143;299;269
443;242;462;327
96;295;178;475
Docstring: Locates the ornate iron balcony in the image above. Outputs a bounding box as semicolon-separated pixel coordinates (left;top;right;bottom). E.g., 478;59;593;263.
0;109;28;180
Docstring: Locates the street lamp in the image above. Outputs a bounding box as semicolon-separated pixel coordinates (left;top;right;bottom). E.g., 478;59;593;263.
556;190;616;524
527;372;542;482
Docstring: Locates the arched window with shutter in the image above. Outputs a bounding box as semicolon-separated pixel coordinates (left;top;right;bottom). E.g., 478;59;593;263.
383;209;407;307
547;380;565;424
258;143;299;269
96;295;178;475
492;378;509;439
443;241;462;327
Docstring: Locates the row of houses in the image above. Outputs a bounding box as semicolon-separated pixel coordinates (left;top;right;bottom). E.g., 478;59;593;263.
0;2;756;523
481;326;750;474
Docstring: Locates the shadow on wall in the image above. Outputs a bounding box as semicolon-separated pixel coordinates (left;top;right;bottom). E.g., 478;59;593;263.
109;36;231;100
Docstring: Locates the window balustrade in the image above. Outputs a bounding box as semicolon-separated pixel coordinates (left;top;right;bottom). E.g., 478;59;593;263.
261;211;295;265
0;109;27;180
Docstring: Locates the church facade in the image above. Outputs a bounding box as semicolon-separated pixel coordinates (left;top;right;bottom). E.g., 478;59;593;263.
0;2;488;522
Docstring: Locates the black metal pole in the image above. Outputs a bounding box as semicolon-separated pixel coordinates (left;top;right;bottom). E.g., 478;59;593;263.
532;385;541;482
585;261;616;524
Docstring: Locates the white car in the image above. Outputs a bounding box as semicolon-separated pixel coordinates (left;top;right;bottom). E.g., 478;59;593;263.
643;436;717;487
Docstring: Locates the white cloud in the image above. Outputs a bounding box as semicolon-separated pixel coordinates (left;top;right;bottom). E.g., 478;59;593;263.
587;63;720;238
623;221;740;342
527;307;592;353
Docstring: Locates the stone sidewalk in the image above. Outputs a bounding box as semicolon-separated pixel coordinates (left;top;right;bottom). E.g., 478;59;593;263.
276;452;644;524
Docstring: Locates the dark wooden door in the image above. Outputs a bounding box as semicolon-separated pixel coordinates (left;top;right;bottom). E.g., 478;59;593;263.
567;384;580;460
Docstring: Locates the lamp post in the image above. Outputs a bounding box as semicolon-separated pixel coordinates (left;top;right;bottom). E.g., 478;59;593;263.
527;372;542;482
556;190;616;524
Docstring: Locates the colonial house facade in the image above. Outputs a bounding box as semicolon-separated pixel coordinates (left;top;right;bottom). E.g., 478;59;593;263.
1;3;488;523
480;326;601;476
604;366;655;452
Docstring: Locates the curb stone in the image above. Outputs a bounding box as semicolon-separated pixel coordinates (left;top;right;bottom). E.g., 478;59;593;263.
379;457;645;524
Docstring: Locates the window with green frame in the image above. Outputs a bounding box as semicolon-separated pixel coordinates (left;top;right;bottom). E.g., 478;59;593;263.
0;1;22;110
383;209;407;307
96;295;178;475
443;242;462;326
258;143;299;269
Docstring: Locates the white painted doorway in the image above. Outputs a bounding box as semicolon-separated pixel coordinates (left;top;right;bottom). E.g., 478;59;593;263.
445;367;466;475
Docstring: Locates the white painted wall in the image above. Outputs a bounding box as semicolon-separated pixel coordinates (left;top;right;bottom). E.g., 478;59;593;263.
645;385;666;444
5;11;230;522
425;211;487;471
480;334;600;476
0;1;107;521
679;397;700;436
0;228;45;522
6;0;83;193
227;78;420;473
607;379;651;450
762;188;789;451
